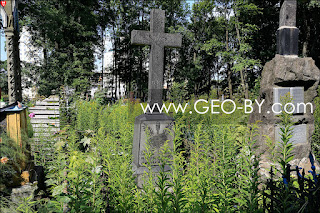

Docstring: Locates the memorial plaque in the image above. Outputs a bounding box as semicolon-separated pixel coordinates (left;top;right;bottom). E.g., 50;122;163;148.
132;113;175;169
273;87;290;113
290;87;304;114
273;87;304;114
275;124;307;145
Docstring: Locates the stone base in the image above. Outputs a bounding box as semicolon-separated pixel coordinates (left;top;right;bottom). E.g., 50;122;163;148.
11;182;38;203
249;55;320;176
259;156;320;181
133;163;172;188
132;113;175;188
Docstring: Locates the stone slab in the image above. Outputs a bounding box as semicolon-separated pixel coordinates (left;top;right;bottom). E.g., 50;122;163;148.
275;124;307;145
273;87;304;114
273;87;290;113
290;87;304;113
132;113;174;169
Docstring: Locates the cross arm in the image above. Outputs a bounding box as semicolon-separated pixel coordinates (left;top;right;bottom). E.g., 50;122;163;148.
131;30;152;45
161;33;182;48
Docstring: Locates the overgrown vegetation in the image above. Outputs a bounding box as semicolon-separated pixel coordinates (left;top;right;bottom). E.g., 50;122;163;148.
0;135;29;196
312;86;320;161
1;98;317;212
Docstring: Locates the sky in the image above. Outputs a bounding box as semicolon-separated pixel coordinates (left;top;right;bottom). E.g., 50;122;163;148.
0;29;5;61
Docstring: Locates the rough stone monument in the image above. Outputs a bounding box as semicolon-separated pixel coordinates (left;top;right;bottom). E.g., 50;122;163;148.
131;9;182;187
249;0;320;177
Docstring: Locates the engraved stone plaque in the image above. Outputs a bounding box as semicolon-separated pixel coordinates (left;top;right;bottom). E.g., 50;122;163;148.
138;120;174;166
275;124;307;145
273;87;290;113
290;87;304;113
273;87;304;114
132;113;174;169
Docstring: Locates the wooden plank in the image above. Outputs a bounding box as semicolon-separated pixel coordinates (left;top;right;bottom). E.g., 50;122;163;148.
35;101;59;106
17;112;21;147
32;115;59;119
29;106;60;110
21;110;28;137
7;113;18;143
44;98;59;102
32;123;60;128
34;133;53;137
27;110;60;115
31;119;59;124
33;130;59;135
33;138;59;142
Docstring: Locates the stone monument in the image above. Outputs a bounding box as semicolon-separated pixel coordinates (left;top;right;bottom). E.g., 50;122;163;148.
131;9;182;187
249;0;320;177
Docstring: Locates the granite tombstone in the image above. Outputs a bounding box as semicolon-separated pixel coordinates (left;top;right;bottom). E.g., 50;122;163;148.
131;9;182;187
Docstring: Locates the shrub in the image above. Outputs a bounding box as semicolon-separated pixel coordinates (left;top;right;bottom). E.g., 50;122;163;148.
312;86;320;161
0;134;28;195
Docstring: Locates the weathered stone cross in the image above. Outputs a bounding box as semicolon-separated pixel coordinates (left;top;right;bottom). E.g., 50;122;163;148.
131;9;182;109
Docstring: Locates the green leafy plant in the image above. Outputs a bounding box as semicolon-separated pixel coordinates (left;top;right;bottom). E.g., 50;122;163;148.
277;94;295;175
0;134;28;195
312;86;320;161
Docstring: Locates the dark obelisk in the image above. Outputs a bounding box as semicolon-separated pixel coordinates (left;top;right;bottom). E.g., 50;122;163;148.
131;9;182;187
276;0;299;56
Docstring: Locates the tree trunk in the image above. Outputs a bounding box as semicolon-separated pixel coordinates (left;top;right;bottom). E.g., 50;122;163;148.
225;5;233;99
234;10;249;99
227;64;233;99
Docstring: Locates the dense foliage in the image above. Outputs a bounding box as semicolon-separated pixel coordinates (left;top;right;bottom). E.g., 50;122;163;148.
312;86;320;161
14;0;320;100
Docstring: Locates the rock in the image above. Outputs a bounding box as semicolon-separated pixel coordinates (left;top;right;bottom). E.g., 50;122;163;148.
11;182;38;203
249;55;320;173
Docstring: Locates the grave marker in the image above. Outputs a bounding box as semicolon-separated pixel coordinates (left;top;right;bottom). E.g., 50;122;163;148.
131;9;182;187
131;9;182;108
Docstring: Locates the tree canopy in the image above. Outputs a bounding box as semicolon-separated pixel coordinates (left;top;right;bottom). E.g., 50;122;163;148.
12;0;320;99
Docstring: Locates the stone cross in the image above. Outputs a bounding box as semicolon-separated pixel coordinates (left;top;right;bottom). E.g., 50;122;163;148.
277;0;299;55
131;9;182;109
